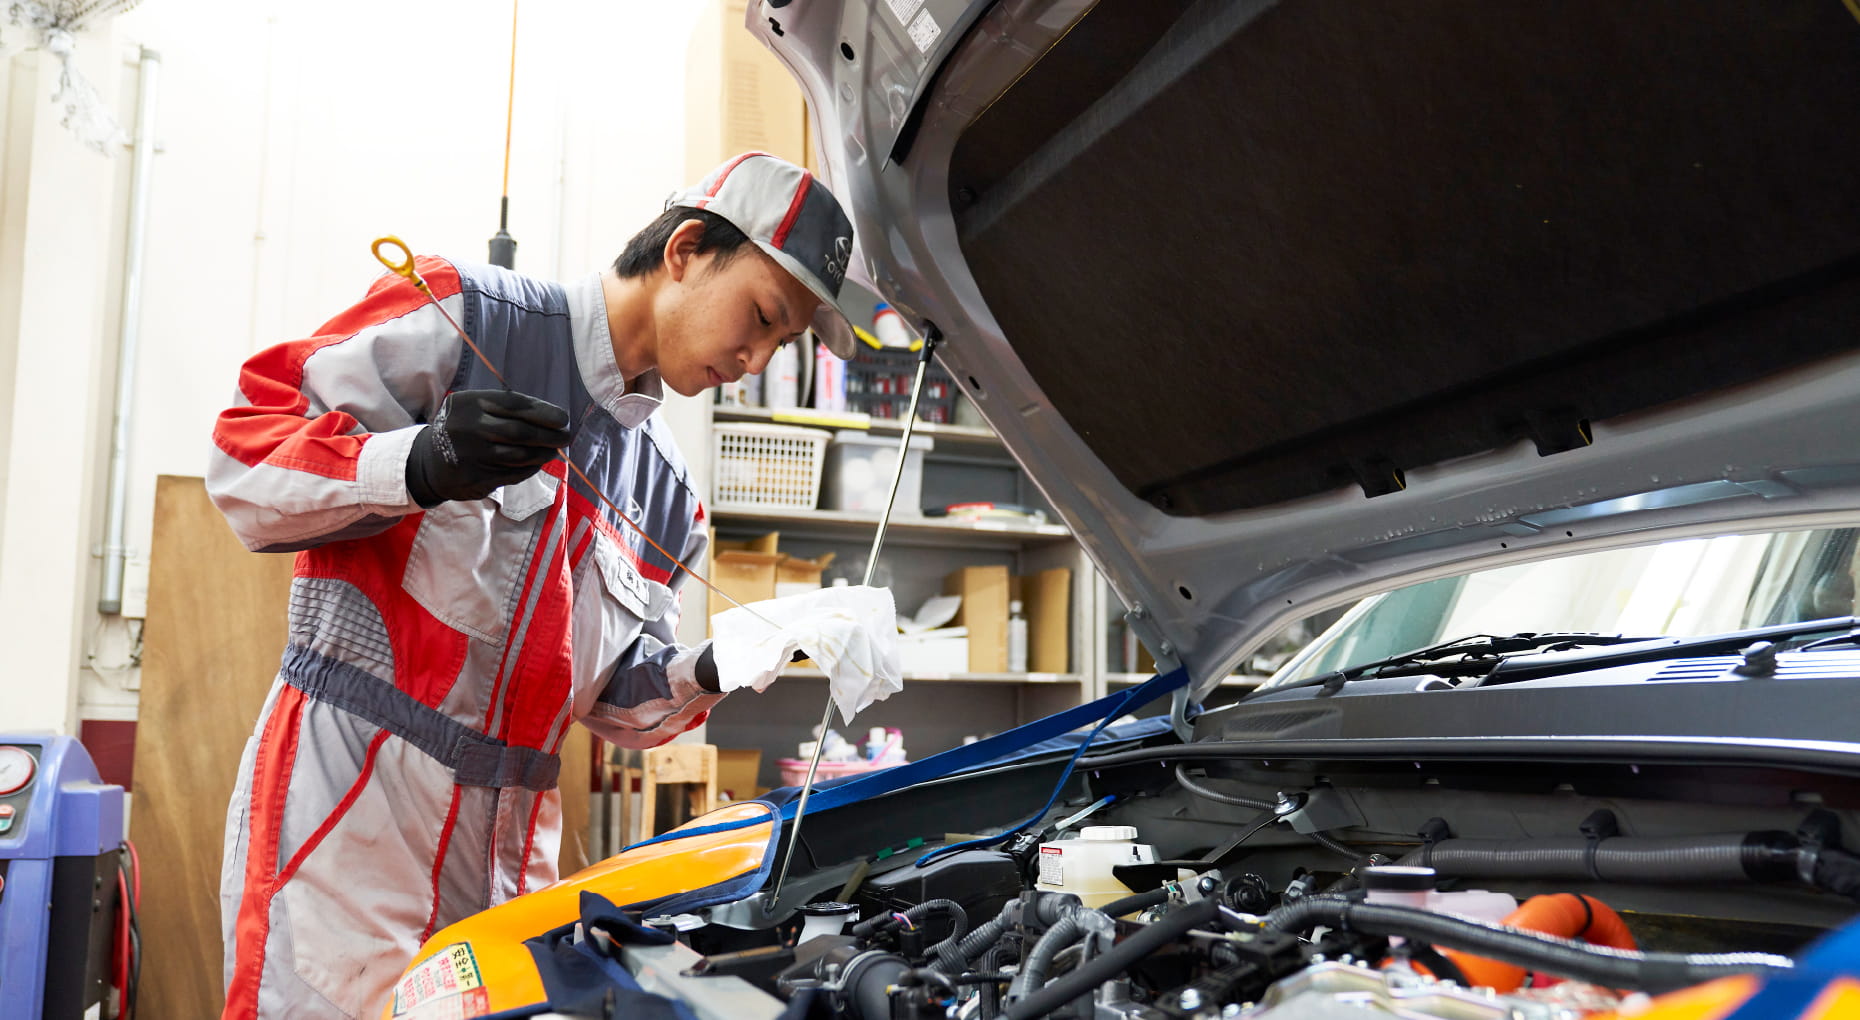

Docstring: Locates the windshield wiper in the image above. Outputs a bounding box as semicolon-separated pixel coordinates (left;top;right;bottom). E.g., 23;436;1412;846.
1262;616;1860;698
1476;615;1858;686
1269;632;1660;696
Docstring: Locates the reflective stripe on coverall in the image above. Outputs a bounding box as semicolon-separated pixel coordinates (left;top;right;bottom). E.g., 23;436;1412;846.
208;258;723;1018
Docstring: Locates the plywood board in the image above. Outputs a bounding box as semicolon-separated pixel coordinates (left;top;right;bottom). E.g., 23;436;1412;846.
130;475;295;1020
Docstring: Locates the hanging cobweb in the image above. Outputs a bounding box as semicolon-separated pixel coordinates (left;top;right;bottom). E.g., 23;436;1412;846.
3;1;147;155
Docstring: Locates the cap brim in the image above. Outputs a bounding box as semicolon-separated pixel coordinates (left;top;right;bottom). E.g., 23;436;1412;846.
759;242;859;359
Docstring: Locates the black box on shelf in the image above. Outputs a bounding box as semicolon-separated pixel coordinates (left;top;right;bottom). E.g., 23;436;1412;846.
846;345;958;423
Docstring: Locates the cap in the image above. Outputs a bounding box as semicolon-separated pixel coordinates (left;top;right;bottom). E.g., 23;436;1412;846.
664;152;860;358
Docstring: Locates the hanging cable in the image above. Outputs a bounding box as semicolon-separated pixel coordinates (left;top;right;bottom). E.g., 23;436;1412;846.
488;0;519;268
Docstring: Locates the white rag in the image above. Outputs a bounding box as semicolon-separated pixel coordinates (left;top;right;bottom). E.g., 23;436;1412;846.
709;585;904;724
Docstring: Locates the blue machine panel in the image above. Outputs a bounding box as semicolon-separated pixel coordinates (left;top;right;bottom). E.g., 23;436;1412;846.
0;735;126;1020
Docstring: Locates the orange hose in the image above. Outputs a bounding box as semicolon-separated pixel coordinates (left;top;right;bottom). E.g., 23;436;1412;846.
1441;894;1637;993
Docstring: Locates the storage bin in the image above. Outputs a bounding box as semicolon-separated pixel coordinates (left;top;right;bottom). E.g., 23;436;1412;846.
821;430;934;514
776;758;908;789
712;422;830;510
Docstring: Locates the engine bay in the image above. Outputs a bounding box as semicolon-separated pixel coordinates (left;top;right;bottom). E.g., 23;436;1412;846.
602;740;1860;1020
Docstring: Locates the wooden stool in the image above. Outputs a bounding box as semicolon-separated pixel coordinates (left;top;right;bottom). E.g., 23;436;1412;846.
640;744;718;838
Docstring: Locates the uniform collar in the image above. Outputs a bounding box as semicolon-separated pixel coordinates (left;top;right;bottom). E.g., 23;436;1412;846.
567;272;663;428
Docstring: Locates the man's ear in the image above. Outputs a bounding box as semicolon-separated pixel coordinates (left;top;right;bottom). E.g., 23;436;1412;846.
662;218;708;284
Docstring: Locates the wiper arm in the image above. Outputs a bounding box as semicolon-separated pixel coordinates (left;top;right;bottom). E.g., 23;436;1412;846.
1267;631;1659;697
1476;615;1858;686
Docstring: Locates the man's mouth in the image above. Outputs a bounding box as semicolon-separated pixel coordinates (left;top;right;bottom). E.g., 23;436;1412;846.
707;367;725;387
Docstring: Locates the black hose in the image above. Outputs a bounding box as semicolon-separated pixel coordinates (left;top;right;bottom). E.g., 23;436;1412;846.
1308;829;1361;862
855;897;969;941
1265;897;1793;994
1098;887;1171;918
1010;910;1082;1000
935;899;1016;973
1173;764;1275;809
1403;833;1800;884
1003;898;1220;1020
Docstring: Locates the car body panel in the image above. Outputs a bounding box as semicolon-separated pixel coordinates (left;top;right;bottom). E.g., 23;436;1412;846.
750;0;1860;705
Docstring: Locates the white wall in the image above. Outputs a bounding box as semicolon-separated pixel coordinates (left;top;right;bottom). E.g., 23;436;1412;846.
0;0;715;732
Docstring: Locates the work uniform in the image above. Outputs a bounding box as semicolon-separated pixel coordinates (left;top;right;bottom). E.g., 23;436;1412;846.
209;258;720;1019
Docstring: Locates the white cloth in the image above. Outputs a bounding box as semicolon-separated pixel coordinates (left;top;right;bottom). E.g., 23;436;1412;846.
710;585;904;723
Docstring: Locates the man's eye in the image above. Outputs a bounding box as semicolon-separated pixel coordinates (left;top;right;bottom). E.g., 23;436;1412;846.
756;307;771;327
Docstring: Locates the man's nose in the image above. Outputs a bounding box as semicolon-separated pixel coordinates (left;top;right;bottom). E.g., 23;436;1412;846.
743;340;776;377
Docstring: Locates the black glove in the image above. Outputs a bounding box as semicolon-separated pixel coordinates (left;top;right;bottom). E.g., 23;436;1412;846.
405;389;573;508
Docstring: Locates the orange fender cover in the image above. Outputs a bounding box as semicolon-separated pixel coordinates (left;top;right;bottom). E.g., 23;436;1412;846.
1443;893;1638;993
379;801;778;1019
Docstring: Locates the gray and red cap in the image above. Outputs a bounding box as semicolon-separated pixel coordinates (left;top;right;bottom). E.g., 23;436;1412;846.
666;151;860;358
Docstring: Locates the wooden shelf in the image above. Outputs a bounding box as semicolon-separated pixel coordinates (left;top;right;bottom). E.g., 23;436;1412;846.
710;505;1071;550
712;405;1004;451
779;667;1083;685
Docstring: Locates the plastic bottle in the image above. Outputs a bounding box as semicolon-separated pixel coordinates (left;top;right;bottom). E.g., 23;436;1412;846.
1033;825;1157;909
798;902;859;944
1007;600;1029;673
766;341;800;409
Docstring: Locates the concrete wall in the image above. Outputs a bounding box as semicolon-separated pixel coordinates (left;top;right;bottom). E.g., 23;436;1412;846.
0;1;713;734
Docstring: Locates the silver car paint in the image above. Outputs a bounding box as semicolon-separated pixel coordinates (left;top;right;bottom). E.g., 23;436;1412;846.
750;0;1860;708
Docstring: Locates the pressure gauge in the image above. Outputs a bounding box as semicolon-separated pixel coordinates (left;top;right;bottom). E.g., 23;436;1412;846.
0;746;35;796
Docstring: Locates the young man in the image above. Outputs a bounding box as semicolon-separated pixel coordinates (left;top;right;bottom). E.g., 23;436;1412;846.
208;153;864;1019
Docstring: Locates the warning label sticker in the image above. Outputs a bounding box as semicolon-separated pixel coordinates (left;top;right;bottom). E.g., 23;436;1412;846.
907;9;942;53
1037;846;1064;886
886;0;924;26
391;944;487;1019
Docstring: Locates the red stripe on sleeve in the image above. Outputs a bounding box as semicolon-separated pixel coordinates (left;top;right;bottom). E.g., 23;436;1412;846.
211;257;465;476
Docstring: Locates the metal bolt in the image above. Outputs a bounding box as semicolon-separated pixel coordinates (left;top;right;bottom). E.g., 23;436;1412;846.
1159;641;1176;657
1178;988;1203;1011
1222;1006;1243;1018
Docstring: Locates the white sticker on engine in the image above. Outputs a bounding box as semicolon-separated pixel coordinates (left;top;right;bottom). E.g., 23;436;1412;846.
1037;846;1064;886
887;0;924;26
908;9;942;53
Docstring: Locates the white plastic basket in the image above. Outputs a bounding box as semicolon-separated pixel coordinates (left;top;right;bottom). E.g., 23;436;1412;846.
712;422;831;511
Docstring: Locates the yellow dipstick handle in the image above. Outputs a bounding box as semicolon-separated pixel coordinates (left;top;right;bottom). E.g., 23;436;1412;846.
371;235;424;291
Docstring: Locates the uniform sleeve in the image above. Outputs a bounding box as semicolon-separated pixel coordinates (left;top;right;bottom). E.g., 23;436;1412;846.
207;258;466;553
580;525;725;749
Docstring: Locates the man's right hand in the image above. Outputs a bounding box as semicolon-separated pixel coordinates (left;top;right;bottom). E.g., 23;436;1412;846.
405;389;573;507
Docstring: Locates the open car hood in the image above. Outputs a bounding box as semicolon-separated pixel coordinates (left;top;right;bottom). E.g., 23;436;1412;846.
750;0;1860;704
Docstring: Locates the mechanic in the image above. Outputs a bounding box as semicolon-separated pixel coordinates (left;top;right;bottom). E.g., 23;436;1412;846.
207;152;864;1020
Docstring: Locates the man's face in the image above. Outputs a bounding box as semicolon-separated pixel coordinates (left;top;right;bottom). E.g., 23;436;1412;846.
657;241;824;398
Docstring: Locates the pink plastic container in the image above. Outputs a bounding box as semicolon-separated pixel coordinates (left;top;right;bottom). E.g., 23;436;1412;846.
776;758;908;788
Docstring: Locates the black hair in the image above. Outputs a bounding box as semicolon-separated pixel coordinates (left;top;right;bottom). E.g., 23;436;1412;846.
612;206;754;279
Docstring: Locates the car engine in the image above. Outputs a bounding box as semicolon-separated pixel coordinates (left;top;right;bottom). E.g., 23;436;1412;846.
631;750;1860;1020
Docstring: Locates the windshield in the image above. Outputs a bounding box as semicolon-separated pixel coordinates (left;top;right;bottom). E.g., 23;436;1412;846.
1264;527;1860;688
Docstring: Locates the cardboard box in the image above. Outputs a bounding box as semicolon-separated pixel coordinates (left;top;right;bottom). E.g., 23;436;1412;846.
716;747;763;803
709;530;780;634
685;0;808;178
944;565;1010;673
1013;568;1073;673
776;550;835;598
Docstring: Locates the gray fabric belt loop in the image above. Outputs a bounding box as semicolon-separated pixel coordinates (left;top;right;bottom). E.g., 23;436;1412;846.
281;644;561;792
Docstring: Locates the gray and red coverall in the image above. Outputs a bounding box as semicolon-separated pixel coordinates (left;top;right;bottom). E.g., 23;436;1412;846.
208;258;720;1018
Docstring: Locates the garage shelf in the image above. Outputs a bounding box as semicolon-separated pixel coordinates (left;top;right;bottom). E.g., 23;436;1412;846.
709;505;1071;550
713;405;1004;452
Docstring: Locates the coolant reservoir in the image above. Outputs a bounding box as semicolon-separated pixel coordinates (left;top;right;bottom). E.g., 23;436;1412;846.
1362;865;1516;923
1034;825;1157;908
